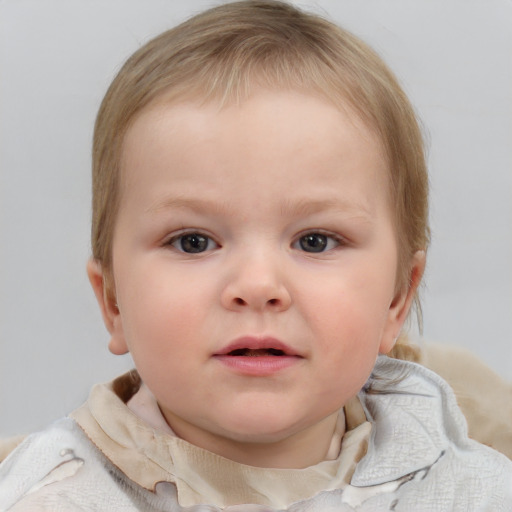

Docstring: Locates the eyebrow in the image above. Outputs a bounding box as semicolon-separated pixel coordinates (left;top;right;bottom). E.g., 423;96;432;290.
146;197;234;216
278;197;373;220
146;196;373;221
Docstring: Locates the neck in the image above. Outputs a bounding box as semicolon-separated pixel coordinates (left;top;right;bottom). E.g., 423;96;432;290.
164;410;343;469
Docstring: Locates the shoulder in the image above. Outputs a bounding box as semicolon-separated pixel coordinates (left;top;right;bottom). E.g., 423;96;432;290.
363;356;512;463
0;418;150;511
360;356;472;448
421;342;512;459
353;357;512;509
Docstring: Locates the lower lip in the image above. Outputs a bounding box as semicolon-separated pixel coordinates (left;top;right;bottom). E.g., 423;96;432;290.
213;355;302;376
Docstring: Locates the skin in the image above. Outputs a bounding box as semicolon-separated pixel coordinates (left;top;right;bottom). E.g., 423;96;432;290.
88;89;424;469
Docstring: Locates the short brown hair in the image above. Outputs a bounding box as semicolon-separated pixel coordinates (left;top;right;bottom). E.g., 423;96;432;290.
92;0;429;299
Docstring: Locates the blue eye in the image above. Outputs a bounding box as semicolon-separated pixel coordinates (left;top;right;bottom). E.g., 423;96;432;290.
295;233;340;253
170;233;217;253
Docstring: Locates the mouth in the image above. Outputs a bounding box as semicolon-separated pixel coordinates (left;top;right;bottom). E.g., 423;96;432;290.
213;337;302;375
215;336;300;358
227;348;287;357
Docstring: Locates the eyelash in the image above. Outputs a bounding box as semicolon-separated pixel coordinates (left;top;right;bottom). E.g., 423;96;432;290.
164;230;346;255
165;231;219;254
292;231;346;254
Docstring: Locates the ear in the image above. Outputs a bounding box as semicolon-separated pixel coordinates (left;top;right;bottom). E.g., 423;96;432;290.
379;250;426;354
86;258;129;355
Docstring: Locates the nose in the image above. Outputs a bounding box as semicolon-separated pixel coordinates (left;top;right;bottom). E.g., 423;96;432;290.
220;252;292;312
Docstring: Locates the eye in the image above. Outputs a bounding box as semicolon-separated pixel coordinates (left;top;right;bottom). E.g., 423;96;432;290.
294;232;340;253
168;232;218;253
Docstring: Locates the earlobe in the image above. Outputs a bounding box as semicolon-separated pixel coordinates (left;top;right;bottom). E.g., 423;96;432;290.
86;259;129;355
379;250;426;354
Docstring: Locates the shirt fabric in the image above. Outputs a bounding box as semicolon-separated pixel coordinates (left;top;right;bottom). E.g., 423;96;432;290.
1;357;511;511
71;371;370;508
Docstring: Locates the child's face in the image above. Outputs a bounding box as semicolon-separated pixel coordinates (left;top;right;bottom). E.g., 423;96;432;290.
90;89;419;465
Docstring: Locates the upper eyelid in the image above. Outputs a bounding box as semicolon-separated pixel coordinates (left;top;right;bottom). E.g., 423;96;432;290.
164;229;218;244
161;228;347;246
291;231;349;255
293;229;347;244
164;231;220;255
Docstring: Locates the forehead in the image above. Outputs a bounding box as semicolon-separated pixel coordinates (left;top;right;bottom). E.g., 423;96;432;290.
119;89;390;214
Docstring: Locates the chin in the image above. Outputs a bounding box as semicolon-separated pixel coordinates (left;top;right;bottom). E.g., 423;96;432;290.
216;413;307;444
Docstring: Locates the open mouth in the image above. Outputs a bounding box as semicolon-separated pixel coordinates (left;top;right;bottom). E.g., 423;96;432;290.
228;348;286;357
214;337;300;374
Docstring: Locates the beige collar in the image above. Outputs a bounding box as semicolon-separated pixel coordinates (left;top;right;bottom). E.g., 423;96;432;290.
71;371;370;509
126;382;348;461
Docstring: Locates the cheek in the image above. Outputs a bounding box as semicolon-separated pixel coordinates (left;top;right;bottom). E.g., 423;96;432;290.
298;261;394;360
303;269;392;328
116;262;213;356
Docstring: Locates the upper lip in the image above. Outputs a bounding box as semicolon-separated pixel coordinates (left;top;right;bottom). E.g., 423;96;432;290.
214;336;301;357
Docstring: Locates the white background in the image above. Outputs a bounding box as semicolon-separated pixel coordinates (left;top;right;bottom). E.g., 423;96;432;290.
1;0;511;436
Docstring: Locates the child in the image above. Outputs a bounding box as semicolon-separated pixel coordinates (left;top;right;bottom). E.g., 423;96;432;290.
0;1;511;510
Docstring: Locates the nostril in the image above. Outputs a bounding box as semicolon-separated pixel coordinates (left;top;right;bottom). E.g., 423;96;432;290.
223;288;291;311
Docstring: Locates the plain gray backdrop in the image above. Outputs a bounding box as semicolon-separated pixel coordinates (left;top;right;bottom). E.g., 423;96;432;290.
1;0;511;436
